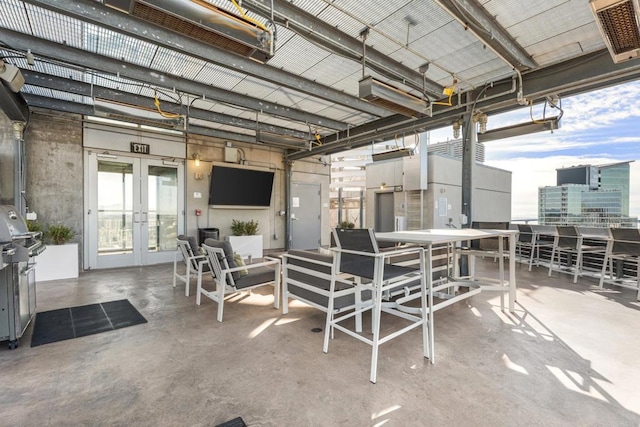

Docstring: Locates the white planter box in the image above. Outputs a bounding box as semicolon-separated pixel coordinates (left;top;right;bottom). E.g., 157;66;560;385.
226;235;263;259
35;243;79;282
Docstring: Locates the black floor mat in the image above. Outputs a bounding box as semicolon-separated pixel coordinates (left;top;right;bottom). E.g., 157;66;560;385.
216;417;247;427
31;299;147;347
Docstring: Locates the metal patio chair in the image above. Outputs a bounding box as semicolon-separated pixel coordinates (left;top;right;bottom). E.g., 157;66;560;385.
173;235;209;297
327;228;432;384
599;228;640;300
281;249;372;334
548;226;606;283
197;239;280;322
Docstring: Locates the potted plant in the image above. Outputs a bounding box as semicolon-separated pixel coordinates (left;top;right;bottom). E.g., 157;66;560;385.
338;220;355;229
227;220;263;259
34;223;79;282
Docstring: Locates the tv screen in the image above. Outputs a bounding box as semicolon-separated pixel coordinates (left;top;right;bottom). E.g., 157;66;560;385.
208;165;274;207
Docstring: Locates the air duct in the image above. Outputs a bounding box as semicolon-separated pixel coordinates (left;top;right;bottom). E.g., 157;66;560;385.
590;0;640;63
105;0;273;63
359;76;428;118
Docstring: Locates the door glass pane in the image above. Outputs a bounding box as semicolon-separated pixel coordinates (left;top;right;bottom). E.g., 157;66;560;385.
147;165;178;253
97;161;133;255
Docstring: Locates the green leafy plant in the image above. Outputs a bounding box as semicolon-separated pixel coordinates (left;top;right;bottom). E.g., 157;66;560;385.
231;219;260;236
46;224;75;245
26;220;44;233
338;220;355;229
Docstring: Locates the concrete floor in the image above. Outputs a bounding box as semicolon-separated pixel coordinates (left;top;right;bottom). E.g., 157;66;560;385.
1;259;639;426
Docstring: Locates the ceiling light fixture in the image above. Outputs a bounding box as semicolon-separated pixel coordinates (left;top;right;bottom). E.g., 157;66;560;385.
104;0;274;62
358;28;428;117
477;117;560;143
0;60;25;93
590;0;640;63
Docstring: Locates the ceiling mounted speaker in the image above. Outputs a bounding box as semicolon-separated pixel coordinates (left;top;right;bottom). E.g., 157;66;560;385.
590;0;640;63
359;76;427;118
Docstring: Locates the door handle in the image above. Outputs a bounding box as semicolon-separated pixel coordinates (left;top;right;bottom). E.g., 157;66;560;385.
141;212;148;224
133;212;140;223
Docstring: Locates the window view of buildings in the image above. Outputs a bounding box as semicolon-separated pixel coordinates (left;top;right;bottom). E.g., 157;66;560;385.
539;162;637;228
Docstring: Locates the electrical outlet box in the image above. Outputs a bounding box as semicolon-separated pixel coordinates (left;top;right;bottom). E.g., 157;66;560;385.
224;147;239;163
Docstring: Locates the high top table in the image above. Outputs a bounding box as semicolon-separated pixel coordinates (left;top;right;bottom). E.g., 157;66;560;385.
376;228;518;313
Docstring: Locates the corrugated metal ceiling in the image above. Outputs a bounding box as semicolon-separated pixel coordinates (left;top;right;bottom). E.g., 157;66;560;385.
0;0;633;154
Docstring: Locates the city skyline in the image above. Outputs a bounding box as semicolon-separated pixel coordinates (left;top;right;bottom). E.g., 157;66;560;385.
430;80;640;221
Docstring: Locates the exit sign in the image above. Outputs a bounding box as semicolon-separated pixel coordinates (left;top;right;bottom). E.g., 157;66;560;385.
130;142;150;154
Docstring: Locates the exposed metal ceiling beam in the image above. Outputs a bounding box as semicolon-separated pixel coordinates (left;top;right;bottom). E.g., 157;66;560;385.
434;0;536;70
240;0;444;97
22;0;389;117
186;125;258;145
22;94;263;145
22;70;309;140
2;29;347;132
23;94;94;116
287;48;640;160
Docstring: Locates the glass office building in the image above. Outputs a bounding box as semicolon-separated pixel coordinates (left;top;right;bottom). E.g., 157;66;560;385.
539;162;637;228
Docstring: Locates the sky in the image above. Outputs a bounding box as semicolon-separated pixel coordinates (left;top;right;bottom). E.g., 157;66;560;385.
428;80;640;221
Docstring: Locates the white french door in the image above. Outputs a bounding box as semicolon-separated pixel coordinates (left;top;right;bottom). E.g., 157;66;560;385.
85;151;184;269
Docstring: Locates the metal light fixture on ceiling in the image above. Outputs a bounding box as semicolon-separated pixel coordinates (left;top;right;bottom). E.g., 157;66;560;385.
0;60;25;93
590;0;640;63
477;118;560;143
104;0;274;63
358;28;428;118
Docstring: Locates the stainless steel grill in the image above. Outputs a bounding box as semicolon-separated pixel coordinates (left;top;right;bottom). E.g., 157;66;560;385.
0;205;45;349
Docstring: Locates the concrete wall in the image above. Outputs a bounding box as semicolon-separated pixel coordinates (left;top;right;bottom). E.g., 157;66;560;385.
185;137;331;250
0;111;15;205
0;108;333;266
24;110;84;255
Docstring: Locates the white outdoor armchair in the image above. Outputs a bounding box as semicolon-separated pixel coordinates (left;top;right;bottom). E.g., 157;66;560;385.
197;239;280;322
173;235;208;297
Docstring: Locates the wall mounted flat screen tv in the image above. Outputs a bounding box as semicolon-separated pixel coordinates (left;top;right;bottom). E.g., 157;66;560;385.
209;165;275;208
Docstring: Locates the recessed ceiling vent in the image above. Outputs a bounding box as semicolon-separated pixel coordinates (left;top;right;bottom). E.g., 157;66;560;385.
590;0;640;63
105;0;273;63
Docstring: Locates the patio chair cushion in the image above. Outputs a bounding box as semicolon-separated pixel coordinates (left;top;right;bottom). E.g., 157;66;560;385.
204;238;241;281
178;234;202;255
286;250;372;309
234;265;277;289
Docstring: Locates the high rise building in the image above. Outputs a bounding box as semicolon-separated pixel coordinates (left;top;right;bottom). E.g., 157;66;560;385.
539;161;637;227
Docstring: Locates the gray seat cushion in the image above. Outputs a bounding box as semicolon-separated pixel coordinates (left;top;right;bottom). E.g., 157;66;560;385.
234;265;276;289
203;238;240;281
178;235;210;272
178;234;200;255
285;250;372;309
